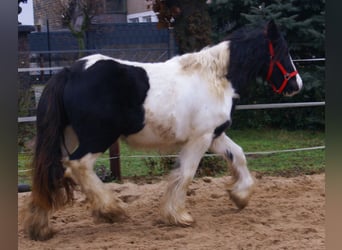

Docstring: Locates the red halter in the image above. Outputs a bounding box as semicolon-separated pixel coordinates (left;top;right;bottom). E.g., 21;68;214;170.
266;41;298;94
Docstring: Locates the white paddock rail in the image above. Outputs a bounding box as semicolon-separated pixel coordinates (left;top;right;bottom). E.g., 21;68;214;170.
17;101;325;167
17;100;325;171
17;102;325;123
17;57;325;122
17;57;325;73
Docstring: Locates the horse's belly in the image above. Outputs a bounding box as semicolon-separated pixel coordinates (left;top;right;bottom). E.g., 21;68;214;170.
122;119;187;151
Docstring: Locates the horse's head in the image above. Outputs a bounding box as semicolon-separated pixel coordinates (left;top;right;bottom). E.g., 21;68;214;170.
264;20;303;97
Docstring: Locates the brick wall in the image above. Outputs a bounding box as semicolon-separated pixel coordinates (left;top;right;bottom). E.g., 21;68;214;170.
127;0;152;14
33;0;64;30
92;13;127;24
33;0;128;31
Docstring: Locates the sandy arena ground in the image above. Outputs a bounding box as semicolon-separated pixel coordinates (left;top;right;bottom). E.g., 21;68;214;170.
18;173;325;250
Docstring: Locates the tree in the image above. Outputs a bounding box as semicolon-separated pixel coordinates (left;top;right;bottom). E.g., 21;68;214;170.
58;0;102;52
209;0;324;58
208;0;255;42
241;2;325;97
241;0;325;58
153;0;212;53
207;0;325;129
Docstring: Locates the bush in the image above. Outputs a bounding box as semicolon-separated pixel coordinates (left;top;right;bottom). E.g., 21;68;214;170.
94;165;113;182
144;154;227;178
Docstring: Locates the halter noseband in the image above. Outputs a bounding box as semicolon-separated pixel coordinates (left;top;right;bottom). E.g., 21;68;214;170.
266;40;298;94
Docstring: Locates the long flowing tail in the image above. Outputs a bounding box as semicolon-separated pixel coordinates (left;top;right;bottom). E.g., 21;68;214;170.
31;68;75;210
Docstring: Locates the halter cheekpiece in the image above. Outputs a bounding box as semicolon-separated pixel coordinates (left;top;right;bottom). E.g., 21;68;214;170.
266;40;298;94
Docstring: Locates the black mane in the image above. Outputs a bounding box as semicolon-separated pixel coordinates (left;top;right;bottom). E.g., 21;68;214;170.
225;23;288;95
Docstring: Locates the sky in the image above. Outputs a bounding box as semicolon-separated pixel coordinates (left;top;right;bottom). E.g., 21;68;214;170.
18;0;34;25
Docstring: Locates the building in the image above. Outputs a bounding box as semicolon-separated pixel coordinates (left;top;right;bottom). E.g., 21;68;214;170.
127;0;157;23
24;0;174;82
33;0;157;31
19;1;174;114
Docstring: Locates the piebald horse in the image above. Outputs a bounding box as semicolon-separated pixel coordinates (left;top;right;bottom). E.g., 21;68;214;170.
23;20;302;240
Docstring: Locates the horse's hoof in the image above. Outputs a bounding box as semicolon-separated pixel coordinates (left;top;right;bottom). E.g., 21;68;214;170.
28;226;55;241
228;185;255;210
92;205;128;224
22;199;55;241
228;190;249;210
178;212;195;226
162;211;195;226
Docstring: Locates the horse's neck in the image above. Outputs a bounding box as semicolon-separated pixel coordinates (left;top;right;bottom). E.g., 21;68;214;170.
227;36;267;95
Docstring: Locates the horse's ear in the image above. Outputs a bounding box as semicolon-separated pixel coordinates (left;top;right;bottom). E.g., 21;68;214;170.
265;19;280;41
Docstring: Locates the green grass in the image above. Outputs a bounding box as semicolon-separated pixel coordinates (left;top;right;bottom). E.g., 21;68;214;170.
227;129;324;151
247;150;325;176
17;129;325;185
18;153;33;185
227;129;325;176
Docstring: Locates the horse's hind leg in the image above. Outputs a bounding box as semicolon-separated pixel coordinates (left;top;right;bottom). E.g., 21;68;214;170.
210;134;255;209
22;200;54;241
161;134;213;226
63;151;126;223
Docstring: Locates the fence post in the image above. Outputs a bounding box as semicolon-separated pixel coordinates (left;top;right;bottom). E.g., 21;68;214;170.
109;141;121;181
168;27;175;58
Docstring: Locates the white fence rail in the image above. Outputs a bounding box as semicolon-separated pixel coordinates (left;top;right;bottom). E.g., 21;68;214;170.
234;101;325;110
18;145;325;174
17;57;325;73
292;58;325;62
18;102;325;123
18;57;325;123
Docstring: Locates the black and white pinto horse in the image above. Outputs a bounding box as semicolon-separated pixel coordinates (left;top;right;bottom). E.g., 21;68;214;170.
23;20;302;240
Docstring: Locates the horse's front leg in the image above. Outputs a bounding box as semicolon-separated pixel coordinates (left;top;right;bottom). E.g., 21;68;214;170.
210;134;256;209
160;133;213;226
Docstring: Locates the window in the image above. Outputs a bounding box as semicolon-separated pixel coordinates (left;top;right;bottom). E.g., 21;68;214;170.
129;17;139;23
142;16;152;23
105;0;126;14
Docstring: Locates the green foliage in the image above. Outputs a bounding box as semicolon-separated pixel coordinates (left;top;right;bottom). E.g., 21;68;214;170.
18;79;37;152
18;88;33;117
153;0;212;53
148;155;227;178
94;164;113;182
173;1;212;53
143;157;170;176
59;0;101;52
209;0;325;130
240;0;325;57
196;156;227;177
209;0;254;42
